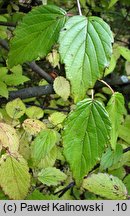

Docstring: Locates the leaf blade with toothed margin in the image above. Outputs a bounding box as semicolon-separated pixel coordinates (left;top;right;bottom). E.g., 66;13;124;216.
31;129;59;166
106;92;125;150
0;153;30;200
59;16;113;102
63;98;111;186
38;167;67;186
8;5;67;67
0;122;19;153
53;76;70;101
82;173;127;200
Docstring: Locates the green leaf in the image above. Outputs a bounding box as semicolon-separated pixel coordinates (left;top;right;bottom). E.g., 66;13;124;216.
124;175;130;194
46;49;60;68
26;190;47;200
37;146;57;169
0;15;7;39
118;46;130;62
106;92;125;150
26;189;58;200
104;55;116;76
3;74;29;86
26;106;44;119
94;93;107;101
56;98;70;107
0;189;8;200
38;167;67;186
31;129;58;165
59;16;113;102
53;76;70;101
0;66;29;86
0;67;8;78
0;81;8;98
109;167;126;180
22;118;46;136
110;151;130;170
10;65;23;75
18;130;31;160
0;122;19;153
0;153;30;200
125;61;130;75
119;125;130;144
63;99;111;185
119;115;130;144
104;44;120;76
8;5;67;67
102;87;113;95
122;115;130;128
108;0;119;8
100;145;123;171
49;112;67;127
0;108;19;127
6;98;26;119
82;173;127;200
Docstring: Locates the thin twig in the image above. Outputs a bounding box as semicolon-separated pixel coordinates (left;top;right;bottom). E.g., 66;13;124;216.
26;103;70;112
0;39;9;51
54;182;75;197
76;0;82;16
115;38;129;45
27;61;53;84
0;21;16;27
99;79;115;94
9;85;54;99
41;106;69;113
123;147;130;153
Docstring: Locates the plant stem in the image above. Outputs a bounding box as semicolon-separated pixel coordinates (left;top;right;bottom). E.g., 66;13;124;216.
27;61;53;84
54;182;75;197
91;89;94;100
123;146;130;153
9;85;54;99
99;79;115;94
26;104;70;112
76;0;82;16
0;39;9;51
0;21;16;27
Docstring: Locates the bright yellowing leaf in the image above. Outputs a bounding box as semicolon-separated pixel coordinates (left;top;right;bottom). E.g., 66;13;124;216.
6;98;26;119
0;153;30;200
22;119;46;136
0;122;19;153
53;76;70;101
26;106;44;119
83;173;127;200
